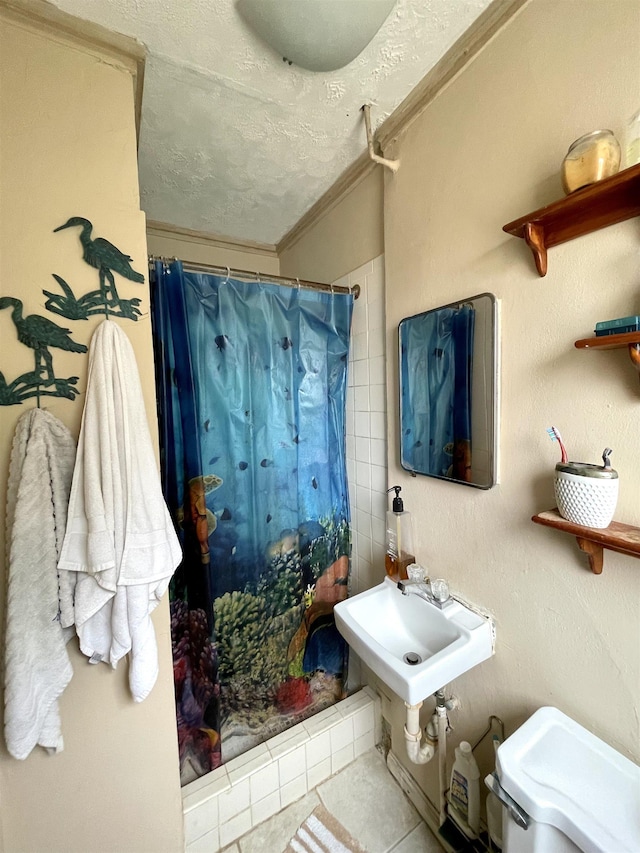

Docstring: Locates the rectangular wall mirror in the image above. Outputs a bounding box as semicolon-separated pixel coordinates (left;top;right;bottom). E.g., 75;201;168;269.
399;292;498;489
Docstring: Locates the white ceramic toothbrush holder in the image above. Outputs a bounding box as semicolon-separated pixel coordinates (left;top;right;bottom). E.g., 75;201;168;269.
554;461;618;528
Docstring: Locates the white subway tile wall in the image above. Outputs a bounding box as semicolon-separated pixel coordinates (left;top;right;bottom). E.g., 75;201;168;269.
343;256;387;599
307;756;332;789
250;789;280;827
183;688;381;852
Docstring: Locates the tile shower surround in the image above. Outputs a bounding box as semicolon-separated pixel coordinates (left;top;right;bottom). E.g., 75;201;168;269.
338;256;387;599
183;688;381;851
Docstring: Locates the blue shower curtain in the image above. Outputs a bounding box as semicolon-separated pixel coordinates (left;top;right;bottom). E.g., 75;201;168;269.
400;305;474;480
151;260;353;784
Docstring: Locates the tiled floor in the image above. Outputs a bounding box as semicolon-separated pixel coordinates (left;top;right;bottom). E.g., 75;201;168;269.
221;748;443;853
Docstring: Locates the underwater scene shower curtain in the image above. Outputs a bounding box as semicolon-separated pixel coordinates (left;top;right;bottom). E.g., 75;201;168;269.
151;260;353;784
400;304;475;480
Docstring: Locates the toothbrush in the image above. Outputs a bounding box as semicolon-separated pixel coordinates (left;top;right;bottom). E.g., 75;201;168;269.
547;426;568;463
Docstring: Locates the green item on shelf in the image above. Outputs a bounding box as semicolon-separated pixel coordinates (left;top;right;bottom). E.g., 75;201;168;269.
595;314;640;331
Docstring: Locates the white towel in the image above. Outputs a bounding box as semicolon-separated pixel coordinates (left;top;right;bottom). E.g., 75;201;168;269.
58;320;182;701
4;408;76;759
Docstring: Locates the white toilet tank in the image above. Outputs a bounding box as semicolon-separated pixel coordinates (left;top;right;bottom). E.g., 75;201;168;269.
493;706;640;853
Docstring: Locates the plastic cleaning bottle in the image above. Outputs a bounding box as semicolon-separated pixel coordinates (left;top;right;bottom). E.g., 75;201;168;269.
448;740;480;840
384;486;415;580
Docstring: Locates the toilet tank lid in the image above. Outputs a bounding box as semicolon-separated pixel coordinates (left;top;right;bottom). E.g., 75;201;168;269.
497;707;640;853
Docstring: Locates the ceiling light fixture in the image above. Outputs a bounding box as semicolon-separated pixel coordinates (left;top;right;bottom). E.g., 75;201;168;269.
236;0;397;72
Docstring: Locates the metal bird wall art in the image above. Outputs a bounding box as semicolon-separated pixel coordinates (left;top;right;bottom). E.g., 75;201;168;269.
0;296;87;406
48;216;143;321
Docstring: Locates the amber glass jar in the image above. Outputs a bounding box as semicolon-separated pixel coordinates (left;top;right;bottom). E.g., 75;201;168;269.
561;130;621;194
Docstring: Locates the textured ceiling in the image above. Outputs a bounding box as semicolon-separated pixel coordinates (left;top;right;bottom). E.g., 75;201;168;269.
52;0;494;245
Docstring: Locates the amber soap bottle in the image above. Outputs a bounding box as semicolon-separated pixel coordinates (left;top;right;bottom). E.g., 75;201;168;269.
384;486;415;580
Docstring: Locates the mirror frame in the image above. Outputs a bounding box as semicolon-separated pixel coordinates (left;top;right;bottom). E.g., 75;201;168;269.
398;292;499;489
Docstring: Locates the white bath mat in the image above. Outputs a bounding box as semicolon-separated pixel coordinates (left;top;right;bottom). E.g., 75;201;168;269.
284;804;368;853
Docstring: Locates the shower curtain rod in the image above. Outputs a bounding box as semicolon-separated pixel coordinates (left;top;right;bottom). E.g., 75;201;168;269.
148;256;360;299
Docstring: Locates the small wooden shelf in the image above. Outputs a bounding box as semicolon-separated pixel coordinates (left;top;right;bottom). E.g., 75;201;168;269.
575;331;640;376
503;164;640;276
532;508;640;574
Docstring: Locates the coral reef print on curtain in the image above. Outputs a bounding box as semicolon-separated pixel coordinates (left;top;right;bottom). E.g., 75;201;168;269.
151;260;352;784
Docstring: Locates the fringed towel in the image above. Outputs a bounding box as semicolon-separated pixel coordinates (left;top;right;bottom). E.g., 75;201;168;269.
4;409;76;759
58;320;182;701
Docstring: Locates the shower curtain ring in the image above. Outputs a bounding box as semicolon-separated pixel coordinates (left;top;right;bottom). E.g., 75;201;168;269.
296;278;300;291
224;266;231;283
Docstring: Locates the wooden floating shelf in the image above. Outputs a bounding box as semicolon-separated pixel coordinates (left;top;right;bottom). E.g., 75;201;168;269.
575;331;640;377
503;164;640;276
532;508;640;574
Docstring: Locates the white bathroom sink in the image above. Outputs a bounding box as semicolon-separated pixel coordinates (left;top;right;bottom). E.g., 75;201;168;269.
334;577;494;704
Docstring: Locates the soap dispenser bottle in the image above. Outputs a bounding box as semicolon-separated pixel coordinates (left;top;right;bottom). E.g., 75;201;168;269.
385;486;415;580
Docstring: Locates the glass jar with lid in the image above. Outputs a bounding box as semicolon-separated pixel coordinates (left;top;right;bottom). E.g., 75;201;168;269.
561;129;621;194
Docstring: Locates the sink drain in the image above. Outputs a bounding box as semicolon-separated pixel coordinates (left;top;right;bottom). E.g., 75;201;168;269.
403;652;422;666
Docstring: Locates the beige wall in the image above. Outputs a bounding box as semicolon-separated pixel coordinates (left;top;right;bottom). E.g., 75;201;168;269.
280;0;640;815
0;11;183;852
279;168;384;284
147;224;280;276
386;0;640;799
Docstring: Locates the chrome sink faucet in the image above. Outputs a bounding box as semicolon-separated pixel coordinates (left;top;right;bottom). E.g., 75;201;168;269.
397;578;451;609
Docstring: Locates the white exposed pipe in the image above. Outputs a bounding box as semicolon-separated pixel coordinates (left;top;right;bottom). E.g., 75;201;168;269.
404;694;449;828
404;701;436;765
362;104;400;173
405;702;422;737
436;703;448;826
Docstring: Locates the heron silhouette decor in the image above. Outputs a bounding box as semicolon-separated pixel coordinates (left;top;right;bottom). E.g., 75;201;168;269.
47;216;143;321
0;296;87;406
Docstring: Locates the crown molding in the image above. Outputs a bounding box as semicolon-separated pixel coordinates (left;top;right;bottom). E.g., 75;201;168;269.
377;0;529;151
0;0;146;142
147;220;278;258
277;0;528;255
277;151;376;255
